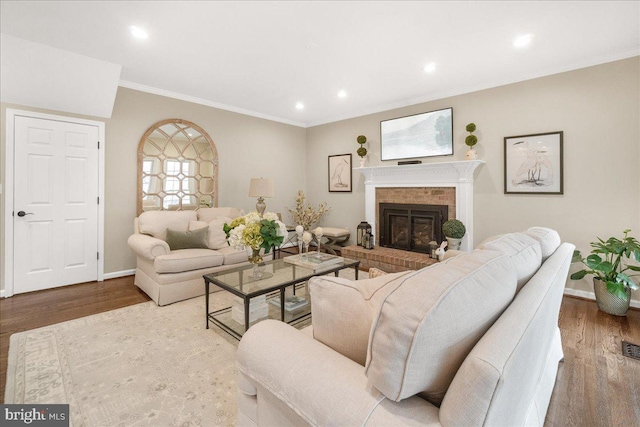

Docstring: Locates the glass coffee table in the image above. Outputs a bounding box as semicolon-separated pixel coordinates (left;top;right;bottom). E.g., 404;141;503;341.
204;256;360;340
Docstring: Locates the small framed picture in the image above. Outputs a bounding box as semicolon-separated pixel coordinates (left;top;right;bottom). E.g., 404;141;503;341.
328;154;352;192
504;131;563;194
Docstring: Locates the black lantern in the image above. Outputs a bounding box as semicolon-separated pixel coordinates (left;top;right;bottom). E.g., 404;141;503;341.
357;221;372;247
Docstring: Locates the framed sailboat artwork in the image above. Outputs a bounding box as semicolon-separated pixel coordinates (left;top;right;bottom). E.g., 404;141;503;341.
504;131;563;195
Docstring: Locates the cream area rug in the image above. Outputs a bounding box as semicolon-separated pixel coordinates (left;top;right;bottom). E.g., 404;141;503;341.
4;268;363;427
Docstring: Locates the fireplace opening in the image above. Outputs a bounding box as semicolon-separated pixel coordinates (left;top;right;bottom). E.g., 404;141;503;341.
379;203;448;254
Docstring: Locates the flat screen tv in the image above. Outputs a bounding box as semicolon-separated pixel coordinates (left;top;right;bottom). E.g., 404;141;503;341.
380;107;453;161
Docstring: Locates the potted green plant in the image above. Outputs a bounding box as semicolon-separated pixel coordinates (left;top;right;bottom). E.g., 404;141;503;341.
571;229;640;316
356;135;367;167
442;219;466;250
465;123;478;160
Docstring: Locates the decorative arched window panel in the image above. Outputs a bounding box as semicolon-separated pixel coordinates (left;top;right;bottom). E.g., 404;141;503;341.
137;119;218;215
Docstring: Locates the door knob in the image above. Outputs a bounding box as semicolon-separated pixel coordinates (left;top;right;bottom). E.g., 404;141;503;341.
17;211;34;217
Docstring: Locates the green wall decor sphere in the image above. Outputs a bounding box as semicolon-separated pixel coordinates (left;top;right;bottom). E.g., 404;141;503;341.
465;134;478;147
357;135;367;145
465;123;478;148
442;219;466;239
357;146;368;157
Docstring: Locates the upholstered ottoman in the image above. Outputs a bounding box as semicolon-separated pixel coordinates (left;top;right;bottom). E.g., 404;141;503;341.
321;227;350;255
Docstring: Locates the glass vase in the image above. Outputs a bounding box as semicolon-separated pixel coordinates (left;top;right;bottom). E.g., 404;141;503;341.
249;248;264;279
315;233;323;256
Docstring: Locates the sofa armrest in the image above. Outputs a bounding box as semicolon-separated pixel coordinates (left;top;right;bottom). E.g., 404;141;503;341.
308;270;414;365
237;320;440;427
442;249;466;260
127;233;170;261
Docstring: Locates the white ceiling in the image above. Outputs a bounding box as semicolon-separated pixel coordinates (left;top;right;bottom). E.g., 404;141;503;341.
1;1;638;127
1;34;122;118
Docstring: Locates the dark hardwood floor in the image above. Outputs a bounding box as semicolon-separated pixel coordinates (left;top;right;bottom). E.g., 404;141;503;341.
1;276;638;425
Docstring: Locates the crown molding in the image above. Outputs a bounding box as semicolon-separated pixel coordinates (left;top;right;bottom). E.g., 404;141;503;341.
118;80;306;128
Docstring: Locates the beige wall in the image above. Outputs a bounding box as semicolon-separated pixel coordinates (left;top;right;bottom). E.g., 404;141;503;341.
2;58;639;304
305;57;640;303
105;88;306;274
1;87;307;290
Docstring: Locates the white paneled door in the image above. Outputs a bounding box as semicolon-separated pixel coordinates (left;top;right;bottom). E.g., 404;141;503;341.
13;116;99;294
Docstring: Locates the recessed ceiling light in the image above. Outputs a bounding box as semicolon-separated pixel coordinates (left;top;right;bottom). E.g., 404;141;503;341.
129;26;148;40
337;90;347;98
295;102;304;110
423;62;436;73
513;34;533;48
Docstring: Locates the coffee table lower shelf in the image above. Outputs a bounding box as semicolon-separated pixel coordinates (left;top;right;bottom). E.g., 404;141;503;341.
207;289;311;340
204;257;360;340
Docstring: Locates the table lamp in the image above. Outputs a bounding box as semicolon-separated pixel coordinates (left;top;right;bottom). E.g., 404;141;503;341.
248;177;274;216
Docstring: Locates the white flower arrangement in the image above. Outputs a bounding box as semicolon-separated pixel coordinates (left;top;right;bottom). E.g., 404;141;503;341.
224;211;287;254
227;224;246;249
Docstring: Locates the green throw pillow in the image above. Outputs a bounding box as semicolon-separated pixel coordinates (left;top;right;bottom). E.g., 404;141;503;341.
165;227;209;250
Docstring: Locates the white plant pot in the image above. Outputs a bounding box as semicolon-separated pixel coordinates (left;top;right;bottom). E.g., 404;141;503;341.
359;157;366;168
465;149;477;160
446;237;462;250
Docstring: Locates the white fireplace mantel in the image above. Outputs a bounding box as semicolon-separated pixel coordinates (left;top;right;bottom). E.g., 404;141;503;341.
356;160;484;251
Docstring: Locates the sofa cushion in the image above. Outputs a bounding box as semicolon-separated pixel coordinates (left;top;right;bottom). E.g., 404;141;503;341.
138;210;197;241
166;227;209;250
216;246;249;265
154;249;224;273
189;218;231;250
477;233;542;292
365;250;517;405
525;227;561;261
197;207;244;223
309;271;415;366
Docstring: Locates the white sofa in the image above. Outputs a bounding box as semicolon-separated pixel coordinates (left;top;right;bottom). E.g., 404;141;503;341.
236;227;574;426
127;207;267;306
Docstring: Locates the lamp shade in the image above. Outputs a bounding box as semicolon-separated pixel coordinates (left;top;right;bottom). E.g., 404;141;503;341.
248;177;274;198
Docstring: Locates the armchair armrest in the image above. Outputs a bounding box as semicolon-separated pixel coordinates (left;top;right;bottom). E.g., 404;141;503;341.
127;233;170;261
237;320;440;427
308;270;414;365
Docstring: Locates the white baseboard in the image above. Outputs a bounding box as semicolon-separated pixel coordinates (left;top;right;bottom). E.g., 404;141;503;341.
1;270;135;297
563;288;640;309
563;288;596;301
103;269;136;280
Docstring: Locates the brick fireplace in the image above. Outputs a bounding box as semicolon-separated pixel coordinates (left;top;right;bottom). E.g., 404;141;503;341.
377;188;455;254
358;160;483;251
343;161;484;272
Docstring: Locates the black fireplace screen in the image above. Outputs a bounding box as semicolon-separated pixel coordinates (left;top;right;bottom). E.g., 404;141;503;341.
379;203;448;254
